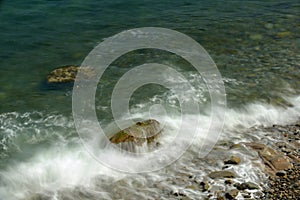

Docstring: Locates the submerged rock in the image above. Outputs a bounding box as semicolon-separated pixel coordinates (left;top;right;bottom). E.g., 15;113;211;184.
276;31;291;38
208;170;236;179
249;34;263;40
225;189;239;199
47;65;78;83
224;156;241;165
199;181;210;192
46;65;95;83
109;119;162;150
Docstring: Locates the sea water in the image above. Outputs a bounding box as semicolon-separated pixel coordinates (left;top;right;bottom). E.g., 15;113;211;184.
0;0;299;199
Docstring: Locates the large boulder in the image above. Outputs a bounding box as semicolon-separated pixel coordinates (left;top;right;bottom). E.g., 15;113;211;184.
109;119;162;151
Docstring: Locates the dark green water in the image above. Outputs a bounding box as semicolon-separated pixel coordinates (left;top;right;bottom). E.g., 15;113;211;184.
0;1;299;199
0;0;299;113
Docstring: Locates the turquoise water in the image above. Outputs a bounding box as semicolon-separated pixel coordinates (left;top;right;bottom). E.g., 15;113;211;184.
0;1;299;199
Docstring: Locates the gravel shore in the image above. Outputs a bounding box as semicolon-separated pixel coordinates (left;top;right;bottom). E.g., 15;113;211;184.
262;122;300;200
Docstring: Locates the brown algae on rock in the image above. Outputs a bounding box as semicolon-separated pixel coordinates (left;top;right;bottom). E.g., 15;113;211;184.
47;65;95;83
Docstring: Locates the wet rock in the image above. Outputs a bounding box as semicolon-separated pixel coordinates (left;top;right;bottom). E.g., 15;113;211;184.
224;179;233;185
287;154;300;164
171;190;186;197
225;189;239;199
47;65;95;83
224;156;241;165
47;66;78;83
235;182;259;190
242;193;251;198
199;181;210;192
275;170;286;177
276;142;287;148
245;142;293;175
109;119;161;147
217;195;225;200
229;144;241;149
270;156;293;170
185;184;198;190
208;171;236;179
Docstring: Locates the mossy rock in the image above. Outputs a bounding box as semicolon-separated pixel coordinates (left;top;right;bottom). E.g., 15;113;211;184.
109;119;162;146
47;65;95;83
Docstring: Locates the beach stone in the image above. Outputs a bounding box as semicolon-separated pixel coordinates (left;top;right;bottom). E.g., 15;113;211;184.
199;181;210;191
276;142;287;148
208;171;236;179
109;119;161;146
217;195;225;200
275;170;286;177
242;182;260;190
287;154;300;164
225;189;239;199
171;190;186;197
224;179;233;185
242;193;251;198
245;142;293;175
224;156;241;165
235;182;259;190
185;184;198;190
270;156;293;170
47;65;95;83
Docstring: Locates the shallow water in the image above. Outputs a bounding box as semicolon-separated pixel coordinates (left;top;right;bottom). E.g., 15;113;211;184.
0;0;299;199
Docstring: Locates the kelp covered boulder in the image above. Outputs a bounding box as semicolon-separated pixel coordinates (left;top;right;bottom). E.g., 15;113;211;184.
46;65;95;83
109;119;162;149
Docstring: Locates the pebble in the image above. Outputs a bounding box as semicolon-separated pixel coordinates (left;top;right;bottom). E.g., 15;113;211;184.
225;189;239;199
234;182;259;190
224;156;241;165
199;181;210;192
224;179;233;185
275;171;287;177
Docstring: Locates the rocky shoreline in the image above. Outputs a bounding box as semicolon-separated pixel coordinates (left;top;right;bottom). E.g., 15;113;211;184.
26;118;300;200
170;120;300;200
262;122;300;200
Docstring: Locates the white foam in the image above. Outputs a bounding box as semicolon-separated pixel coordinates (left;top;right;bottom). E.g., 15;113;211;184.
0;95;299;199
224;96;300;130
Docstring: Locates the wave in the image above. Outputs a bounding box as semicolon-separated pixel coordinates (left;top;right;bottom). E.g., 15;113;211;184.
0;95;299;199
